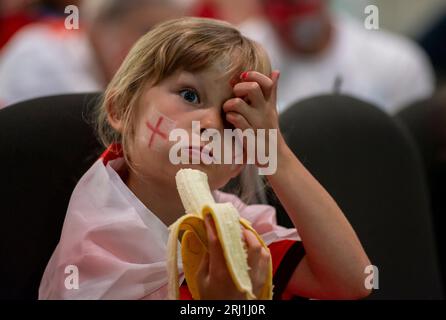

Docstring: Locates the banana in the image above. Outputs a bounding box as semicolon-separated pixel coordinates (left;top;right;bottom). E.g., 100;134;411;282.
166;168;273;300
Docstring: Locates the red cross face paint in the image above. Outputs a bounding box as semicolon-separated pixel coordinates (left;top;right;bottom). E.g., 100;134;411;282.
144;107;177;152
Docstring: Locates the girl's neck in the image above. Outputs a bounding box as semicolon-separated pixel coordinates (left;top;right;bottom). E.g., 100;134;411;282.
124;168;185;227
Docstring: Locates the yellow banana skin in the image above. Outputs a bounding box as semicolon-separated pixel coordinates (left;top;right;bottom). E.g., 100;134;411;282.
167;169;273;300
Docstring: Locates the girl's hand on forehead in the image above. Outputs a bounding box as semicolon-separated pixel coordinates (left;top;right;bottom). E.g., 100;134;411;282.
223;70;280;132
222;70;282;168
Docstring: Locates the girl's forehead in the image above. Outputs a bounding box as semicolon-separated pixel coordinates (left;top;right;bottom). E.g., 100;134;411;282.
203;68;242;92
180;66;238;85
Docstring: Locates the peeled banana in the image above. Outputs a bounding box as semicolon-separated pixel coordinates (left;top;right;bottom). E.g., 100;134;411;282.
166;168;273;300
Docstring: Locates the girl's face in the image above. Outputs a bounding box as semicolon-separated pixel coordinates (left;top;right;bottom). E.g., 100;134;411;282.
127;67;243;190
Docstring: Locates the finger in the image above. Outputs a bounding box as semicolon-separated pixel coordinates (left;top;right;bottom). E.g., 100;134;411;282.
269;70;280;103
244;229;271;269
204;215;227;276
243;229;263;257
240;71;274;100
233;81;265;108
243;229;270;288
223;97;254;125
225;111;251;131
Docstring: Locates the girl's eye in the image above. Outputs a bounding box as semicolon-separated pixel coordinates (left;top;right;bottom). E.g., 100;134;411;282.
179;89;200;104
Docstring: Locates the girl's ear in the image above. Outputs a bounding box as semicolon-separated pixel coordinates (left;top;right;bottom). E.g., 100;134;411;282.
106;99;124;133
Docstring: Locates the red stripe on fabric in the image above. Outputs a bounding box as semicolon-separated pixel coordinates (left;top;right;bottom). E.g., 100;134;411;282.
100;143;123;165
269;240;297;276
179;283;193;300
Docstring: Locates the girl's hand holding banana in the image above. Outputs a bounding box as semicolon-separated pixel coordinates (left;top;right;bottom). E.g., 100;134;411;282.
195;216;270;300
167;169;273;300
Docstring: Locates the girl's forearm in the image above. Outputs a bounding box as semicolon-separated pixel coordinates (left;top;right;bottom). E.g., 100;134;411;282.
267;135;371;294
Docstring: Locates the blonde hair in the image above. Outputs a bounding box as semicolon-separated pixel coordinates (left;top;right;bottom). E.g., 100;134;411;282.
95;17;272;203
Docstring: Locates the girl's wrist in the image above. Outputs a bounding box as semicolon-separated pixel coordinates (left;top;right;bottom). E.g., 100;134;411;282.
266;131;299;182
277;131;295;165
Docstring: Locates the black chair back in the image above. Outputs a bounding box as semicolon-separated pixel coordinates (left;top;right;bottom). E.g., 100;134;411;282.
270;94;443;299
0;93;103;299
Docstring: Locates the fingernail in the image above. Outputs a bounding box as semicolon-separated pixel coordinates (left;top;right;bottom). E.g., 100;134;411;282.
240;71;249;80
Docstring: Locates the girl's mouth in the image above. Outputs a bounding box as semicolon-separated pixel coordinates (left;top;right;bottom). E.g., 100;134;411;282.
184;145;214;164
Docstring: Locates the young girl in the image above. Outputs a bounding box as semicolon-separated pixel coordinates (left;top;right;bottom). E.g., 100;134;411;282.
39;17;371;300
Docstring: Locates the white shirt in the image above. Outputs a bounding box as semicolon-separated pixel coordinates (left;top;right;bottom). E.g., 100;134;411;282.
0;22;103;107
240;15;435;114
38;157;299;299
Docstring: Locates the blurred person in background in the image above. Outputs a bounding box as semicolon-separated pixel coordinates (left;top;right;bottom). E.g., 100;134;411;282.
194;0;435;114
0;0;82;50
1;0;40;49
0;0;187;108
